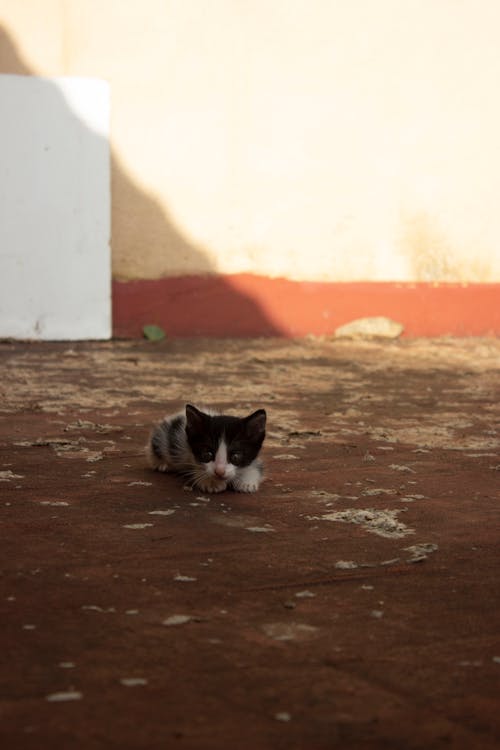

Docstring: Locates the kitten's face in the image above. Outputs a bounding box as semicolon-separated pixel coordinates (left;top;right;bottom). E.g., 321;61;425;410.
185;404;266;481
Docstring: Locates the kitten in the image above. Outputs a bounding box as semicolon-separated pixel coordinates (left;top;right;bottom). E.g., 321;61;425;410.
146;404;266;493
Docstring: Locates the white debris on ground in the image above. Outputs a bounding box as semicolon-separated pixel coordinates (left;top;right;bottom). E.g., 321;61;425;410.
319;508;414;538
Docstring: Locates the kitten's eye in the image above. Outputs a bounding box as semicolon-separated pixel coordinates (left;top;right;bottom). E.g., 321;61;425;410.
230;451;243;465
200;448;214;462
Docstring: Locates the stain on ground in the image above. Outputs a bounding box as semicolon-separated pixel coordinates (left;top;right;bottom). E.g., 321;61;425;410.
0;337;499;749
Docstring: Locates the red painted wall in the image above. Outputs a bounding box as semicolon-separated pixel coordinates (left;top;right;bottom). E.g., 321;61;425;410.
113;275;500;338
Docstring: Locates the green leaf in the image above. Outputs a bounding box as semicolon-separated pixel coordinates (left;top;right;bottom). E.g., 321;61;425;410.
143;324;166;342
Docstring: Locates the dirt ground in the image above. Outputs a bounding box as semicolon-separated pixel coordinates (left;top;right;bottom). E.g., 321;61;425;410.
1;336;499;750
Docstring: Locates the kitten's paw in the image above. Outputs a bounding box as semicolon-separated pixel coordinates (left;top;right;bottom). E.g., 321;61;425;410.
231;464;263;493
145;442;170;472
195;477;227;494
231;478;261;493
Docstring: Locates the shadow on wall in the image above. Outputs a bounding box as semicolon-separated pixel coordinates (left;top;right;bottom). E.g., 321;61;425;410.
0;26;283;337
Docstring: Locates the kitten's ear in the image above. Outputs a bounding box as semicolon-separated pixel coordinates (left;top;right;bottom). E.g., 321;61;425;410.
245;409;266;437
185;404;205;431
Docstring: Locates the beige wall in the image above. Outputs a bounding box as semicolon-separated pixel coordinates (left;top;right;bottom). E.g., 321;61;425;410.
2;0;500;282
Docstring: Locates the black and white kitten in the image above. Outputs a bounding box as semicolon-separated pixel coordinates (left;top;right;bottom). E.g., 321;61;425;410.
147;404;266;493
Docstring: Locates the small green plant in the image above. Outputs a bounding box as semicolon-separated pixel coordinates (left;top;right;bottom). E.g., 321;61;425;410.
143;324;166;341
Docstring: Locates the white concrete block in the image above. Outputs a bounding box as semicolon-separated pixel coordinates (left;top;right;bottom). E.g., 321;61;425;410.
0;75;110;339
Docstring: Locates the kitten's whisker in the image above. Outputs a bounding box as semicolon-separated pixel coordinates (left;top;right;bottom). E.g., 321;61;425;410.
182;463;211;487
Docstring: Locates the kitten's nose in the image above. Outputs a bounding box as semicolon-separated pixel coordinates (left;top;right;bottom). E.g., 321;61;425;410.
214;465;226;477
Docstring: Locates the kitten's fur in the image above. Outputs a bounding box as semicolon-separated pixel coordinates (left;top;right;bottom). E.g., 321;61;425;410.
146;404;266;493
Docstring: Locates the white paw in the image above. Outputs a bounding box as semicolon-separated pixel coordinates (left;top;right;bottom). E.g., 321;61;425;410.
195;477;227;494
231;464;263;493
232;479;260;493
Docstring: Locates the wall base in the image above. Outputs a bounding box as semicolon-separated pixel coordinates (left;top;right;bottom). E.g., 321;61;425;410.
113;275;500;338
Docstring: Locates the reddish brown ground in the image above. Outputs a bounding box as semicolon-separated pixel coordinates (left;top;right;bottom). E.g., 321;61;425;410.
1;337;499;749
